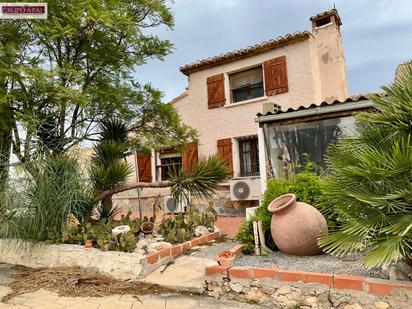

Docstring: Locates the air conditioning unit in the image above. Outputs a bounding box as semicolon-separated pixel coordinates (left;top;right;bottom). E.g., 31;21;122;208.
163;196;187;214
230;177;261;201
262;102;282;115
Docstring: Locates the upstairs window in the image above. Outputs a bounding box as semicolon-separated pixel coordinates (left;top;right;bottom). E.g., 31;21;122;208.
230;67;264;103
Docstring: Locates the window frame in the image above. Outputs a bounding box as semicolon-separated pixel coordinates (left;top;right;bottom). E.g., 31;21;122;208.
156;151;183;181
229;66;264;104
238;136;260;177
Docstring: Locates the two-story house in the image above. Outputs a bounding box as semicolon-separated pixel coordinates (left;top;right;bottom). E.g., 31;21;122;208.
115;9;350;217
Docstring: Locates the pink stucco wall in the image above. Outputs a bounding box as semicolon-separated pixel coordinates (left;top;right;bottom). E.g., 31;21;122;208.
172;20;348;177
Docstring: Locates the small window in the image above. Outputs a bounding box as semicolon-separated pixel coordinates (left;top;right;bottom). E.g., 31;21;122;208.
156;151;182;181
239;137;260;176
230;67;264;103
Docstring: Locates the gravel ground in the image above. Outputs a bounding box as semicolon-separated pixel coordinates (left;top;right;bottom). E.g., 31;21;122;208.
234;251;412;279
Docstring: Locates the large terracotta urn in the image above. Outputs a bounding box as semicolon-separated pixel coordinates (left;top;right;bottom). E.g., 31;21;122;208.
268;193;327;256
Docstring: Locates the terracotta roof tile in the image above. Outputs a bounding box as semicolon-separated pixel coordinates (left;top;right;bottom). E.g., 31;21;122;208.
180;31;311;76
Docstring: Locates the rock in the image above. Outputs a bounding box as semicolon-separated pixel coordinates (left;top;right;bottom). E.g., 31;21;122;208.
374;302;390;309
245;288;266;304
136;239;148;249
66;213;80;227
194;225;210;237
148;241;172;252
133;249;145;255
304;296;318;307
229;282;243;293
261;285;275;295
111;225;131;236
276;285;292;295
152;196;165;234
342;304;363;309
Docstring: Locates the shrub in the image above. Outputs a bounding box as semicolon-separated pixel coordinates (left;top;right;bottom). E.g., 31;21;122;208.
0;155;91;243
235;167;324;253
319;63;412;268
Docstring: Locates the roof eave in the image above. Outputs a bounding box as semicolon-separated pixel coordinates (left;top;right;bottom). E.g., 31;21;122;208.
180;32;311;76
256;99;373;124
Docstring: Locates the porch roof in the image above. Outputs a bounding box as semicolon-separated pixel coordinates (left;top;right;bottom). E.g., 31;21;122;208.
256;93;386;124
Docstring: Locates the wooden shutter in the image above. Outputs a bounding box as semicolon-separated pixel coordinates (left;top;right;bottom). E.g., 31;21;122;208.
263;56;288;96
217;138;233;177
207;73;226;109
182;143;198;172
136;152;152;182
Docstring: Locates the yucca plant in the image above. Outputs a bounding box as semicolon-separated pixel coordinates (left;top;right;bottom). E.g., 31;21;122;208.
169;154;228;205
320;62;412;268
90;119;132;220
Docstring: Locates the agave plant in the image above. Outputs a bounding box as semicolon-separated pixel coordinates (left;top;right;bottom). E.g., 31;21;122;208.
90;118;132;220
319;62;412;268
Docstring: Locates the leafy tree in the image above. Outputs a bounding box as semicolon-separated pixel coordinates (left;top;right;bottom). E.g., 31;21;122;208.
0;0;195;184
320;63;412;268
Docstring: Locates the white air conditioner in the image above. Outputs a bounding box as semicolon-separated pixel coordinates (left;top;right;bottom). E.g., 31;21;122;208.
163;196;187;214
230;177;261;201
262;102;282;115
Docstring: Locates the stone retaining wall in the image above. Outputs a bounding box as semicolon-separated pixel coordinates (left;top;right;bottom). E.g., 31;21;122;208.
113;185;257;216
0;242;145;280
205;243;412;308
0;231;221;281
205;266;412;308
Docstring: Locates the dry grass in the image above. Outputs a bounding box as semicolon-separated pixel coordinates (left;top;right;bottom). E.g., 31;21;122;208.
2;266;176;302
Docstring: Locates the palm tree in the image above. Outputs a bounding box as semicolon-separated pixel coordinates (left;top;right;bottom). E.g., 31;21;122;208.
92;119;228;220
90;119;132;220
319;62;412;268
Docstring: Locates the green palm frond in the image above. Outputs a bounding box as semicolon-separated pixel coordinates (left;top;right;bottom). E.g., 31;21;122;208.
320;61;412;268
169;155;228;204
89;119;132;220
100;118;128;143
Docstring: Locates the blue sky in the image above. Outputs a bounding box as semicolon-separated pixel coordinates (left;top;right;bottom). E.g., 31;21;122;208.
134;0;412;102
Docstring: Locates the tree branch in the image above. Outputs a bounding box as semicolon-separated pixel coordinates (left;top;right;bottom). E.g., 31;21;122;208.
100;181;172;199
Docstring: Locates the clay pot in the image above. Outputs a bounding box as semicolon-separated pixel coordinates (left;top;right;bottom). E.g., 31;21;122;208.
84;239;93;248
217;250;235;266
141;221;154;234
267;193;327;256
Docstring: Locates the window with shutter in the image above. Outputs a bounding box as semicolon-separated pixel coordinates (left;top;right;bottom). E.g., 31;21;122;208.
217;138;233;177
230;67;264;103
182;143;198;172
137;152;152;182
263;56;288;96
207;73;226;109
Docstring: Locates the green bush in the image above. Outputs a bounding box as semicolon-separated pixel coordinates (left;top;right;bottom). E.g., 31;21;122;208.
0;155;92;243
235;167;325;253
